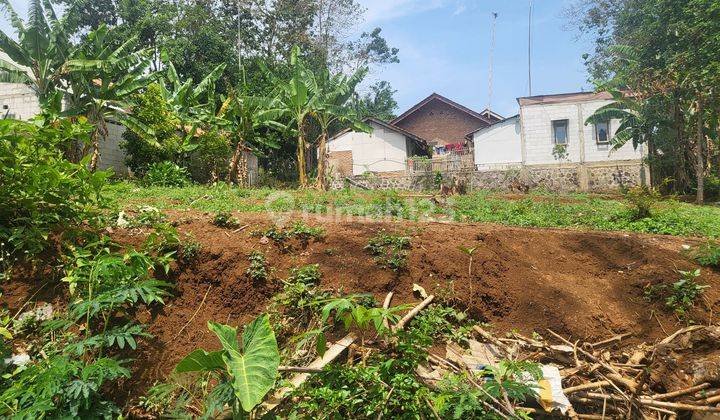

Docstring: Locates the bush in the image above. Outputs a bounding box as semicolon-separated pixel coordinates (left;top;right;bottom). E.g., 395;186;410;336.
694;241;720;267
120;83;183;175
0;118;109;257
142;162;190;187
624;185;660;220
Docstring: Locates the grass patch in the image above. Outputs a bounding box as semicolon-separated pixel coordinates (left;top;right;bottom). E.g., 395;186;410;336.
104;182;720;238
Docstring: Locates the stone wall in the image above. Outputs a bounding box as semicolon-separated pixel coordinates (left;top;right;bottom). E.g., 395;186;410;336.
330;160;646;193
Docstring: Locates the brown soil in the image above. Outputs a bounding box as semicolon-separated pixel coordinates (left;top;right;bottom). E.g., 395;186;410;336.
3;211;720;407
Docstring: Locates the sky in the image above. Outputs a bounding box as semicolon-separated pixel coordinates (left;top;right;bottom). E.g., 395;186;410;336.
1;0;594;118
356;0;594;117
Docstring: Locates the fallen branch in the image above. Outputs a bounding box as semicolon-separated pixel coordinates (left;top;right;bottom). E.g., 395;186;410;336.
659;325;704;345
265;333;357;411
382;292;394;330
590;333;632;348
278;366;324;373
651;383;710;400
172;285;211;340
393;295;434;332
563;381;612;394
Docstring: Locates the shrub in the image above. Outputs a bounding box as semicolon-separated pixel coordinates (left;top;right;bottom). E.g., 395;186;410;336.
366;231;411;272
211;211;240;228
246;251;268;281
142;162;190;187
624;185;660;220
0;118;109;257
694;241;720;267
120;83;183;175
666;269;709;318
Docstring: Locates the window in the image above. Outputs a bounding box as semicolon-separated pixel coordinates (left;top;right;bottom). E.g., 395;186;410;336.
595;121;610;144
552;120;568;145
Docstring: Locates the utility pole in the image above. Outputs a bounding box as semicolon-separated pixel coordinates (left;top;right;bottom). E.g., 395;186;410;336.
528;0;533;96
488;12;498;111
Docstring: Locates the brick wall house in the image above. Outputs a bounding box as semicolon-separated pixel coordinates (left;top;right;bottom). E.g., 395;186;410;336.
391;93;493;147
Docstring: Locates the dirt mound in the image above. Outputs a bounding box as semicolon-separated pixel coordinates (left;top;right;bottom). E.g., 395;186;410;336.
4;210;719;406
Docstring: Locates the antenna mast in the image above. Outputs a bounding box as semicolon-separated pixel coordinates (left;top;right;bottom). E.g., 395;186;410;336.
488;12;498;111
528;0;533;96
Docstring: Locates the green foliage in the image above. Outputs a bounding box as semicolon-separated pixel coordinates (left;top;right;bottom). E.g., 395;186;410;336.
694;241;720;267
179;234;202;262
142;162;190;187
624;186;660;220
408;304;472;344
175;315;280;414
121;84;184;175
666;269;709;318
277;264;329;318
0;118;109;257
320;294;404;335
254;221;325;251
246;251;268;282
365;231;411;272
211;211;240;228
644;269;709;319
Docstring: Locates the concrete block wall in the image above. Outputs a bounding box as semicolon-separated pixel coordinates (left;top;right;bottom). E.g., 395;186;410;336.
0;83;41;120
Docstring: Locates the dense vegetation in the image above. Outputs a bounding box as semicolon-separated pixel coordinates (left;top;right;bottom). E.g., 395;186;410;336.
571;0;720;204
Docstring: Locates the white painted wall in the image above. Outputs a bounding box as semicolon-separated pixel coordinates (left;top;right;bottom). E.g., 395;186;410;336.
472;116;522;170
328;121;408;175
521;99;643;165
1;81;129;174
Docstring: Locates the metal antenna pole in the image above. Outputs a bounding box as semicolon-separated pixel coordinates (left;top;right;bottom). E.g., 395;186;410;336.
488;12;497;111
528;0;533;96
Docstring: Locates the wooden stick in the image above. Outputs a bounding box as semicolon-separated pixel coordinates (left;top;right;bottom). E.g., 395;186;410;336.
659;325;703;345
651;383;710;400
698;394;720;405
277;366;324;373
474;325;515;356
393;295;434;332
382;292;394;330
695;389;720;400
547;329;638;393
264;333;357;411
590;333;632;348
638;398;720;412
564;381;612;394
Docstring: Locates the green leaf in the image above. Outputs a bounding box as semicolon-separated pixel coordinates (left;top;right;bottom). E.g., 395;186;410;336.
175;349;226;373
223;314;280;412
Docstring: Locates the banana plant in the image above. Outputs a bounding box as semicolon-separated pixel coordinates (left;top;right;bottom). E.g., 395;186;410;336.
176;315;280;416
0;0;72;110
217;75;285;185
63;25;158;170
584;88;650;151
272;46;320;187
310;66;371;190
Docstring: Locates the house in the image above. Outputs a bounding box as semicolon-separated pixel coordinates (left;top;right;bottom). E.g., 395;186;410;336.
391;93;495;151
327;117;429;177
468;91;648;191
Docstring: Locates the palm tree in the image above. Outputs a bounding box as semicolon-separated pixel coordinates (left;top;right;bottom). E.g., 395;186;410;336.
0;0;71;110
64;25;158;170
310;66;370;190
274;46;319;188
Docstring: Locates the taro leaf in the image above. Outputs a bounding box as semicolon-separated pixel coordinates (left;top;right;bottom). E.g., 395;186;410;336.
219;315;280;412
175;349;226;373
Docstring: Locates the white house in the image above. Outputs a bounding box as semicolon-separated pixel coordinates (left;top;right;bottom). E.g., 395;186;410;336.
469;91;648;190
327;117;428;177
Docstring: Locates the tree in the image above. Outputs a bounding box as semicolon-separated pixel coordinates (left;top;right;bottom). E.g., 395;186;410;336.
310;66;370;190
218;82;284;186
0;0;71;110
274;46;320;188
353;80;398;121
64;25;158;170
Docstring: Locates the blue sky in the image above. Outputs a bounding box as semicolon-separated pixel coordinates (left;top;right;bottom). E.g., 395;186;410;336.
358;0;594;117
2;0;593;118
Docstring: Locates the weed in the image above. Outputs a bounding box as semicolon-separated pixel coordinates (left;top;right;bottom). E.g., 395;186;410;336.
365;231;411;272
644;269;709;319
408;304;472;344
254;221;324;251
694;241;720;267
211;211;240;228
246;251;268;282
131;206;168;227
666;269;709;318
143;223;181;255
624;186;660;220
141;162;190;187
458;246;478;276
179;234;202;262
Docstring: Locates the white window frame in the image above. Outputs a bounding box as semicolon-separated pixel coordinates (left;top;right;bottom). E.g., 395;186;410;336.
552;119;569;145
